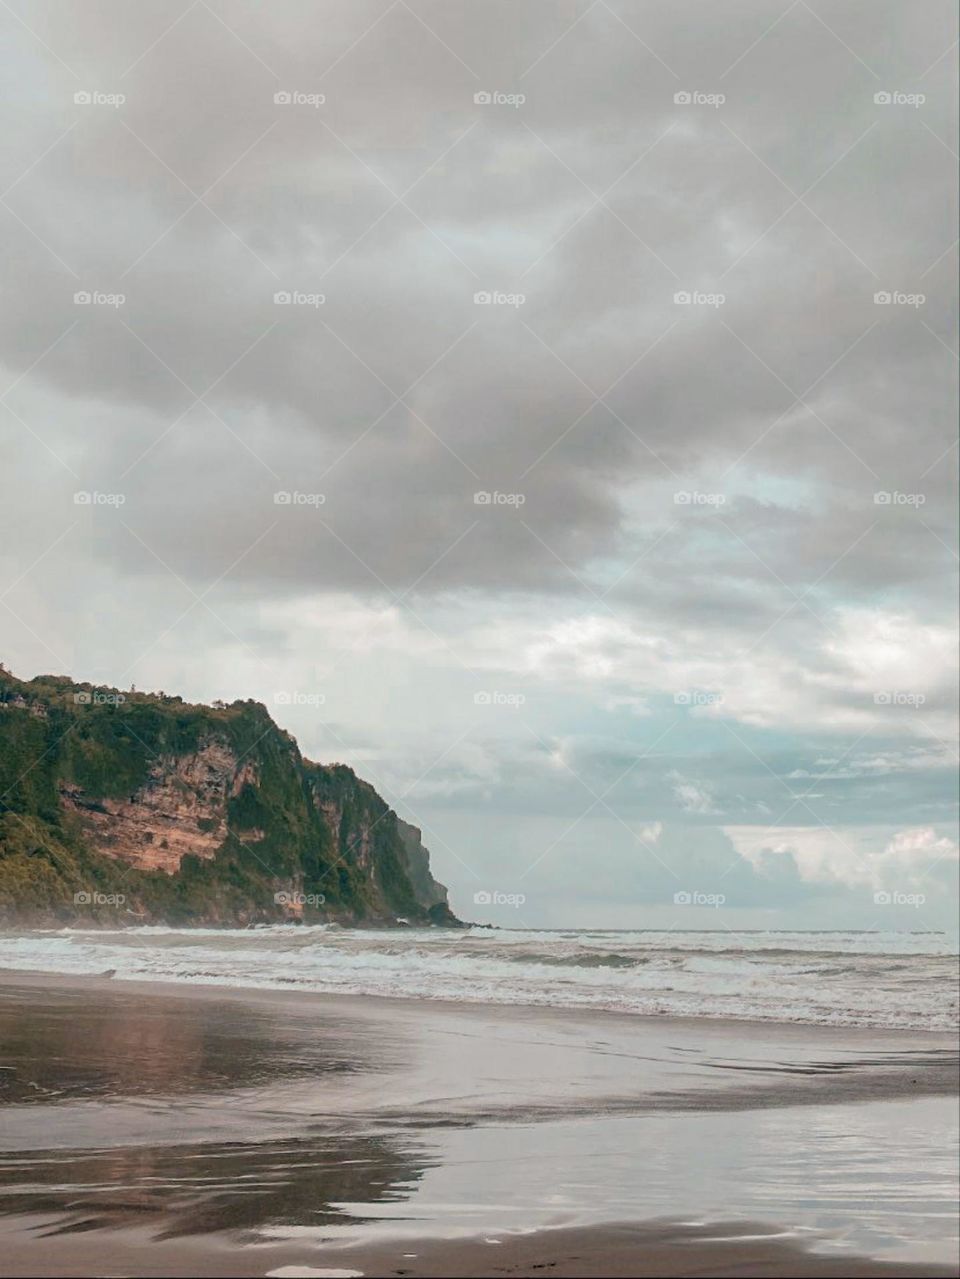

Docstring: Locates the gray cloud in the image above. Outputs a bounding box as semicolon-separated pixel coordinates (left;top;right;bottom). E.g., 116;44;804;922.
2;0;956;922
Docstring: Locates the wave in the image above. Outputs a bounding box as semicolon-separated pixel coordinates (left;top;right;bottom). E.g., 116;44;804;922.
498;950;645;969
0;926;955;1031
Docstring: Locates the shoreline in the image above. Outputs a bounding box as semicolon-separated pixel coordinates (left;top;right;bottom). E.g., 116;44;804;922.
2;962;957;1040
2;968;956;1123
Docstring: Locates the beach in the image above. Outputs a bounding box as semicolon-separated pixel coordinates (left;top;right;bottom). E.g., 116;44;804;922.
0;967;956;1277
3;0;956;1273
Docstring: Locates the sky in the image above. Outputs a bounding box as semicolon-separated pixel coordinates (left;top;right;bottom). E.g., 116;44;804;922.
2;0;957;929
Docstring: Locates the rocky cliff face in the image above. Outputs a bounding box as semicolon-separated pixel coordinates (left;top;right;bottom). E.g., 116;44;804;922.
0;666;460;928
397;819;449;909
59;742;261;873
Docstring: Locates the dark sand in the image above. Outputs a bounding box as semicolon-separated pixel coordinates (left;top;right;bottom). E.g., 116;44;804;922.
0;969;957;1278
0;1216;956;1277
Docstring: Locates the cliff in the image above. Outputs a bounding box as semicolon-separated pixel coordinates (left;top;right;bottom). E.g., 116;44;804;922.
0;666;459;928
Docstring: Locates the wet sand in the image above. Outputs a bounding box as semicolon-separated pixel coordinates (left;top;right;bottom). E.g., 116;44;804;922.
0;970;957;1277
1;1217;956;1277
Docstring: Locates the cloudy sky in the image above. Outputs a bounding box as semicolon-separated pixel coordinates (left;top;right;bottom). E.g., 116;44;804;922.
2;0;957;928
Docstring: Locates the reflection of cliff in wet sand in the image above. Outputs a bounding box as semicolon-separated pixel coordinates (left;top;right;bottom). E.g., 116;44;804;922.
0;977;399;1104
0;1133;433;1242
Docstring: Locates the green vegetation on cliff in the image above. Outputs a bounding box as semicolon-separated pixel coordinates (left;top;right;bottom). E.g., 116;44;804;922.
0;666;458;928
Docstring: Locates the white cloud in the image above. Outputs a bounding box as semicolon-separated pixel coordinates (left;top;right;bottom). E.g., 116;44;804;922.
670;773;721;816
725;823;960;894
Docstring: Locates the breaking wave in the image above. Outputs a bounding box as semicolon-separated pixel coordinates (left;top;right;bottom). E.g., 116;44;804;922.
0;925;955;1030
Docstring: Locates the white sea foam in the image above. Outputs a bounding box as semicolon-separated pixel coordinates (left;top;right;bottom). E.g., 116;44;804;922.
265;1269;363;1278
0;926;955;1030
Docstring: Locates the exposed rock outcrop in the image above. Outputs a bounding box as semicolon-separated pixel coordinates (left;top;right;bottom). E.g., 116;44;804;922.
59;742;259;873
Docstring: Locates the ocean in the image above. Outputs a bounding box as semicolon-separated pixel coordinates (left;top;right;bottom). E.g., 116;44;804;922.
0;925;955;1030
